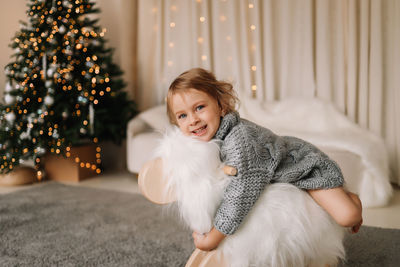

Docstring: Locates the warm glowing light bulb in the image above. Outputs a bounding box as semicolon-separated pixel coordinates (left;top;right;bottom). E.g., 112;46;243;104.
200;17;205;22
250;25;256;30
251;66;257;71
37;170;43;180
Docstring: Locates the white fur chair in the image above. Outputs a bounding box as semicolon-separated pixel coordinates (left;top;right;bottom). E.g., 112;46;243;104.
127;98;392;208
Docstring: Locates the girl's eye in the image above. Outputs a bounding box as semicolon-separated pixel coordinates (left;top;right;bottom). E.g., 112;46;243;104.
196;105;205;111
178;114;187;120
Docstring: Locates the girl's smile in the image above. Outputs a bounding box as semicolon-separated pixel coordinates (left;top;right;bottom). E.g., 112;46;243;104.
171;89;222;142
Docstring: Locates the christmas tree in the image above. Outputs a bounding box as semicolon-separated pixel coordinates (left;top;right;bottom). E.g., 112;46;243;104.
0;0;137;178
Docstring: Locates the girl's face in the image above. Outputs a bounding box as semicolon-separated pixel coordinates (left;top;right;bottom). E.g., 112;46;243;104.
171;88;222;142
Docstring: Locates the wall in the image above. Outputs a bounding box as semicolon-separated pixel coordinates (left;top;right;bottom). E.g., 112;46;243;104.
0;0;26;98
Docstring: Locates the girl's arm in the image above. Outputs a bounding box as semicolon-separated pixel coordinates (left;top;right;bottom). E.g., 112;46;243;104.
192;227;226;251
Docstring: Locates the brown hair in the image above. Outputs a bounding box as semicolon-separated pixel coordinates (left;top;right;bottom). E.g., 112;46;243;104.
167;68;239;125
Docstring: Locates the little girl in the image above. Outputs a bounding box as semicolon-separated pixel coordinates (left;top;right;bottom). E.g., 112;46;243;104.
166;68;363;251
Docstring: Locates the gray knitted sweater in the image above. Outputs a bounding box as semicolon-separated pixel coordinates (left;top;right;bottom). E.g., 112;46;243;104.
213;112;344;235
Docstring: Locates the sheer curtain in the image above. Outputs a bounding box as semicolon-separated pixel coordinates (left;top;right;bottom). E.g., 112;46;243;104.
135;0;400;184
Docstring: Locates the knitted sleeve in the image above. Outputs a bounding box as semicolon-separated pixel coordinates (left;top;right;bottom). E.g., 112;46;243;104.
213;124;273;235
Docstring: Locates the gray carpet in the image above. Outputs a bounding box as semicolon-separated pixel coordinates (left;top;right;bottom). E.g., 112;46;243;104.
0;182;399;267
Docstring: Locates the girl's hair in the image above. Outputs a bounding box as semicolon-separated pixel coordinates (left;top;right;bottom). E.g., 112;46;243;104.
167;68;239;125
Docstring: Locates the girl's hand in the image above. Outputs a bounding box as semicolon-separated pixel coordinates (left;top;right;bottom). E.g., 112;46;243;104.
192;228;226;251
223;165;237;176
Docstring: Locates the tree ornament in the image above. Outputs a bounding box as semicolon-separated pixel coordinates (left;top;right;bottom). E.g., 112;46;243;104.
45;80;52;88
59;25;67;34
36;147;46;155
85;61;93;68
4;94;15;104
42;55;47;77
4;67;11;75
91;40;100;47
44;95;54;106
20;131;30;140
46;68;54;77
52;129;59;139
62;0;71;8
78;95;88;104
5;112;16;123
5;82;13;92
89;103;94;134
65;46;73;55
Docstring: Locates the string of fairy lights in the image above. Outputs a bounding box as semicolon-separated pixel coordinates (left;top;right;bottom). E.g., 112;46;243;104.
248;1;257;97
153;0;259;97
1;0;107;179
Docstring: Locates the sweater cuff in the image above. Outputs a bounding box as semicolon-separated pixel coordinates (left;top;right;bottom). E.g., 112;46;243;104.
214;218;238;235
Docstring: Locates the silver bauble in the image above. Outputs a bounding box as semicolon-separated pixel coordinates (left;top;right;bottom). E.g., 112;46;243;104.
5;82;13;92
4;94;15;104
5;112;16;123
59;25;67;34
44;95;54;105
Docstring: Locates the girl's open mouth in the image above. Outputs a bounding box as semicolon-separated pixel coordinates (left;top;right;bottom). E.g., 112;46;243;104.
192;125;207;136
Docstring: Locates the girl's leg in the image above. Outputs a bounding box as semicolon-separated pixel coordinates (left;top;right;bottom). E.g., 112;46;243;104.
308;187;363;233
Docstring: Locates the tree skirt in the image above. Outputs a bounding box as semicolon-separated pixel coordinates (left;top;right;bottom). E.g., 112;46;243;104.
0;182;399;267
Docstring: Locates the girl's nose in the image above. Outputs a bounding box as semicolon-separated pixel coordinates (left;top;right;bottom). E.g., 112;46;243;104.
189;114;200;125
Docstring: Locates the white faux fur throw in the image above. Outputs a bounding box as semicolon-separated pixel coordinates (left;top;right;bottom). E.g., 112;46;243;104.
156;128;345;267
239;97;393;207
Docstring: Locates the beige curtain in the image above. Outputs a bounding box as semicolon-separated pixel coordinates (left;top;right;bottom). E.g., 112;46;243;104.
135;0;400;184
